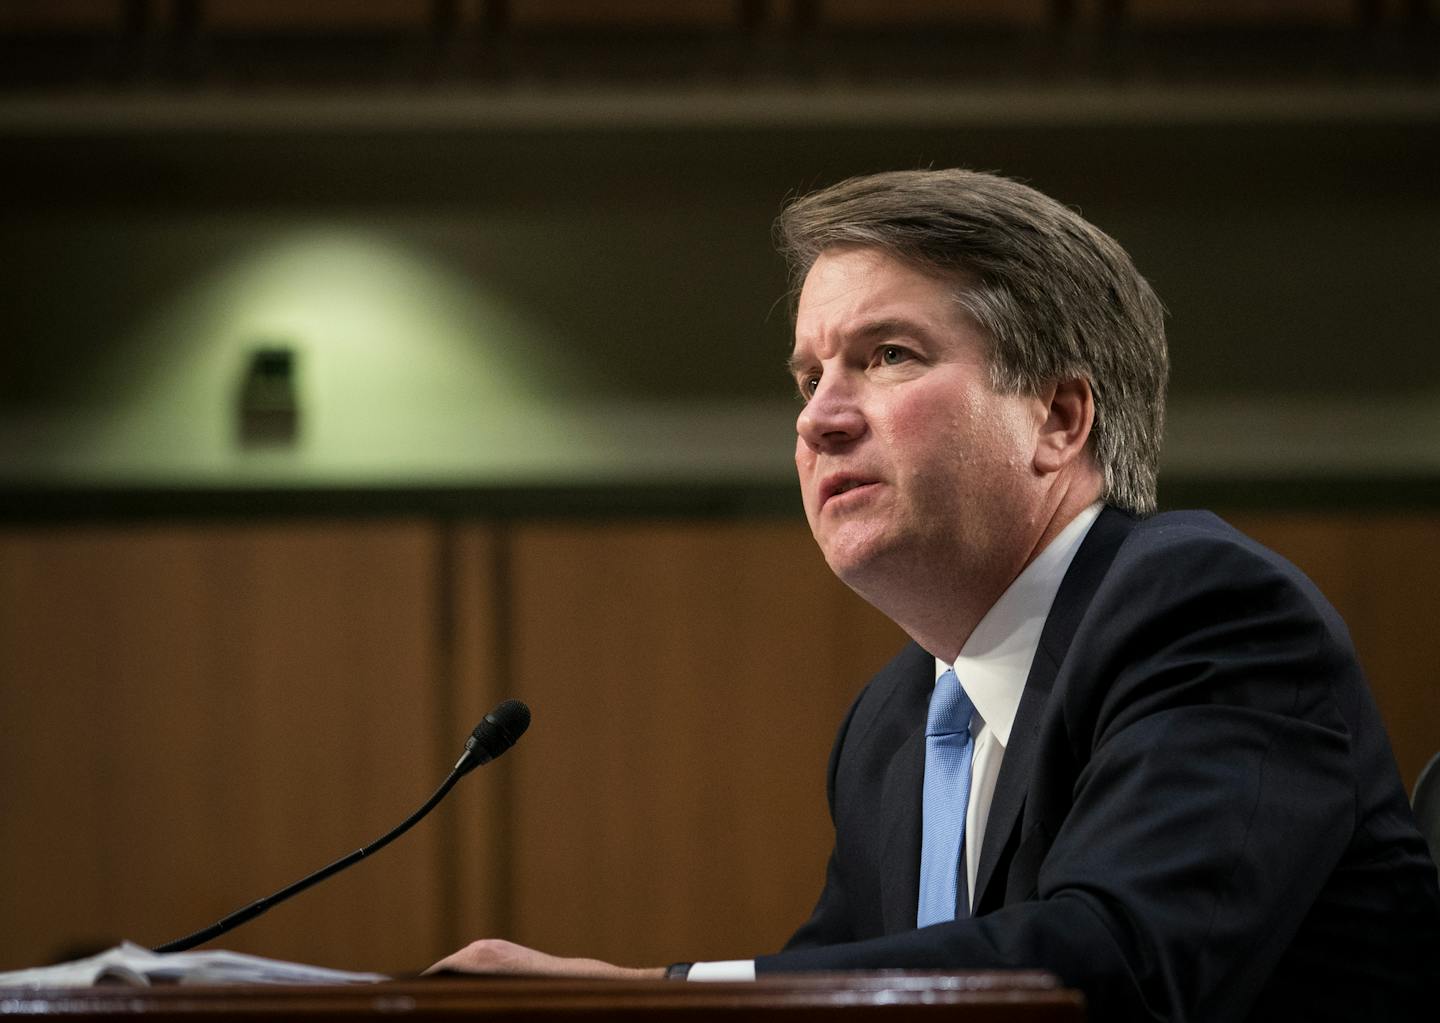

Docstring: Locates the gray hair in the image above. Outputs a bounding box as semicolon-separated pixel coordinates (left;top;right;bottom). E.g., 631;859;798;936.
775;169;1168;516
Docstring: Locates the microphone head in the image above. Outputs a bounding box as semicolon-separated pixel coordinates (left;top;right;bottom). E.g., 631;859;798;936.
459;699;531;773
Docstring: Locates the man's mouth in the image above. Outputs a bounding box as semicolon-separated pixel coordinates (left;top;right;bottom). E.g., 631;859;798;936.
820;475;879;508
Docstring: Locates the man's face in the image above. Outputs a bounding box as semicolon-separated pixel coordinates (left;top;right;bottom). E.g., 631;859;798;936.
790;246;1047;610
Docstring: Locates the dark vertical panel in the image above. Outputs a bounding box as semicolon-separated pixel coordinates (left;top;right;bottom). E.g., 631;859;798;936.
1349;517;1440;789
444;523;511;954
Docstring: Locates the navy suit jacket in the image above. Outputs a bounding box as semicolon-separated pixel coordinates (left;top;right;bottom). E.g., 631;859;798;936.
756;508;1440;1021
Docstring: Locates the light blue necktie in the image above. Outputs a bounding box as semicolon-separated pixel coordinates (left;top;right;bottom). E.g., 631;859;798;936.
917;667;976;927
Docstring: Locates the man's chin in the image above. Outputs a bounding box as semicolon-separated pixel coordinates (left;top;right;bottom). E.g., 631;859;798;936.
819;530;898;589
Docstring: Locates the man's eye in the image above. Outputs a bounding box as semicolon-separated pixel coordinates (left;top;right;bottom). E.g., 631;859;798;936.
878;346;907;366
799;375;819;399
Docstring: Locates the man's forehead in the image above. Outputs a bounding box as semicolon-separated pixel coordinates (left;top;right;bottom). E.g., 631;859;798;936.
800;243;969;308
799;245;909;299
792;250;969;350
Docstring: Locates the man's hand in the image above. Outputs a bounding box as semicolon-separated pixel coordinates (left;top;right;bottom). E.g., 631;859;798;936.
424;938;667;980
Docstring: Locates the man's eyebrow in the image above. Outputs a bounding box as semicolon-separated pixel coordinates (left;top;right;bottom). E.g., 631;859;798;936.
853;317;930;343
786;317;932;376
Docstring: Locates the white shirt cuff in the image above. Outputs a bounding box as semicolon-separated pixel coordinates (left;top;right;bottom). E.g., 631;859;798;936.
684;959;756;981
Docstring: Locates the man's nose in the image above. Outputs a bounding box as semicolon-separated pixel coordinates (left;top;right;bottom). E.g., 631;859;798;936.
796;375;866;452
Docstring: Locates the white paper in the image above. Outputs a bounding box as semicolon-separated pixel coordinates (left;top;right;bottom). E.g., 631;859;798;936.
0;941;389;988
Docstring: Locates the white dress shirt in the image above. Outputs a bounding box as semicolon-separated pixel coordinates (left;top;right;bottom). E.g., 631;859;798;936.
688;504;1102;982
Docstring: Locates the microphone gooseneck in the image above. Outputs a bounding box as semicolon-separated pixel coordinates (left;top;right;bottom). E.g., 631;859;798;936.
152;699;531;956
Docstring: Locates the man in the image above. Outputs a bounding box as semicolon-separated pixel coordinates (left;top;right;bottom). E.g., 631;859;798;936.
431;170;1440;1019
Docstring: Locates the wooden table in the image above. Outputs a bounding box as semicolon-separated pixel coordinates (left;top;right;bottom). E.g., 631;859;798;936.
0;972;1085;1020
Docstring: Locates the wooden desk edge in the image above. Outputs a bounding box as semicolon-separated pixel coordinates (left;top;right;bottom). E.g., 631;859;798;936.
0;971;1086;1018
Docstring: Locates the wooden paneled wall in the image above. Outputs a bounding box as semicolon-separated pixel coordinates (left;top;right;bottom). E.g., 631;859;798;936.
502;522;904;966
0;522;454;973
0;512;1435;975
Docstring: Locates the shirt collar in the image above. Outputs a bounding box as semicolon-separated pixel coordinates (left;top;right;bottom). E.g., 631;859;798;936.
936;502;1102;748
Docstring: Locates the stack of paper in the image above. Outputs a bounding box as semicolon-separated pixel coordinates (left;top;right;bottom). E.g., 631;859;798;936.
0;941;389;988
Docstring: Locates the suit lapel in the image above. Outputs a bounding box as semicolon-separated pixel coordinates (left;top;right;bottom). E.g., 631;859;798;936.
878;722;927;933
872;643;934;935
972;506;1135;910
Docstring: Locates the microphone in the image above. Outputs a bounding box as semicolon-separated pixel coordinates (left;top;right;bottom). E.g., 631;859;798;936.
456;699;531;775
152;699;531;956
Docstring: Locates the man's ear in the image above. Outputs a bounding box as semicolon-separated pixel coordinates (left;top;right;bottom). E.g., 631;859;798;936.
1033;377;1094;475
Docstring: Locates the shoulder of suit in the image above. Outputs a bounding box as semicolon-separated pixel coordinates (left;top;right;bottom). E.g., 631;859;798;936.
1105;507;1341;625
1120;508;1266;558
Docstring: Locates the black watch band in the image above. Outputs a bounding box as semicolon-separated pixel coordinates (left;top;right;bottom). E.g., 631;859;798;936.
665;962;693;981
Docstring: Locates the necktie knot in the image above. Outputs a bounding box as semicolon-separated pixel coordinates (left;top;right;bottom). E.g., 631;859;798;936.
925;668;974;738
